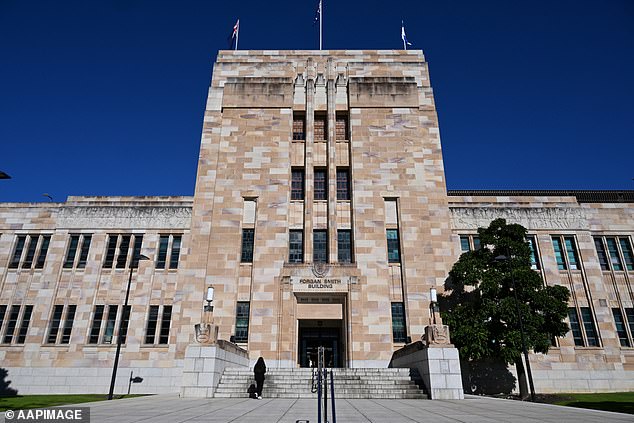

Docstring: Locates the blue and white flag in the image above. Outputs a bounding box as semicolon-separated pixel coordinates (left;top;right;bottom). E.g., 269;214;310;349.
401;22;412;49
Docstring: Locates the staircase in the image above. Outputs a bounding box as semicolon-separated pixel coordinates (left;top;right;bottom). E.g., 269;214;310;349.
214;368;427;399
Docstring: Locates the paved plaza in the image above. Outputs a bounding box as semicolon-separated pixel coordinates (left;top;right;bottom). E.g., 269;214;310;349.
10;394;629;423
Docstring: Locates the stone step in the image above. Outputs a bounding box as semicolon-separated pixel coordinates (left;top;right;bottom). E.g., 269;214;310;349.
214;392;427;399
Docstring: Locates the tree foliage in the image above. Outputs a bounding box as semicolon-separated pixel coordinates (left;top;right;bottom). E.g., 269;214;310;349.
440;219;570;367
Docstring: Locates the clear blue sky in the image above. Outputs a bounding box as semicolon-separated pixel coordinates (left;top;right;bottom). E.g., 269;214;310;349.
1;0;633;203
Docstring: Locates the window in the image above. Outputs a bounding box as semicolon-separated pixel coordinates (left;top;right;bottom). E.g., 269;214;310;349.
314;168;327;201
118;305;131;344
291;168;305;200
336;168;350;200
289;230;304;263
145;305;171;345
473;236;481;251
314;116;326;140
0;306;6;338
620;238;634;271
568;308;583;346
612;308;630;347
241;229;255;263
387;229;400;263
64;234;92;269
552;236;574;270
2;305;33;344
338;230;352;263
391;302;407;343
235;302;250;343
594;237;610;271
293;115;305;140
580;307;599;346
626;308;634;344
47;305;77;344
88;305;105;344
593;236;633;272
460;236;470;252
564;237;580;270
313;230;328;263
527;236;540;270
335;116;348;140
9;234;50;270
156;235;182;269
606;238;623;271
103;305;118;344
103;234;143;269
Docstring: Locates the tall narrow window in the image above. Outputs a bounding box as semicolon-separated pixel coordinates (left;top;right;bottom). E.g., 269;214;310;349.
335;116;348;140
564;237;580;270
9;236;26;268
527;236;540;270
291;168;305;201
620;238;634;271
47;305;65;344
391;302;407;343
131;235;143;267
156;236;169;269
337;230;352;263
34;236;50;269
64;234;91;269
3;305;21;344
170;236;181;269
60;305;76;344
460;236;470;252
64;236;80;269
156;235;181;269
626;308;634;342
594;237;610;271
293;115;305;140
241;229;255;263
612;308;630;347
606;238;623;271
0;306;6;337
314;116;326;140
289;230;304;263
336;168;350;200
387;229;400;263
313;230;328;263
102;305;118;344
118;305;131;344
314;168;327;201
89;305;105;344
16;305;33;343
568;308;583;346
158;306;172;344
552;237;567;270
472;236;481;251
22;236;38;268
235;302;250;343
116;235;131;269
580;307;599;347
78;235;91;268
145;305;159;344
104;234;143;269
104;236;118;268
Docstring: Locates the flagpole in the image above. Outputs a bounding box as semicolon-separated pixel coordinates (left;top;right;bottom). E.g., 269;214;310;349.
319;0;322;50
235;20;239;51
402;21;406;50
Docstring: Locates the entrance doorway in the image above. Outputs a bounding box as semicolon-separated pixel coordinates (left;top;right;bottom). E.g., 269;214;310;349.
298;320;343;368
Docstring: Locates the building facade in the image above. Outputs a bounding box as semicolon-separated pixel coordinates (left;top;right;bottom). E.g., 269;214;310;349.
0;51;632;394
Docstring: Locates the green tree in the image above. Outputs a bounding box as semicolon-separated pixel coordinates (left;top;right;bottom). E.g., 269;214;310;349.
440;218;570;399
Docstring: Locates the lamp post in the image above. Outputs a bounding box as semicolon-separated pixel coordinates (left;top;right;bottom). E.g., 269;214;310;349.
107;254;150;400
496;249;536;402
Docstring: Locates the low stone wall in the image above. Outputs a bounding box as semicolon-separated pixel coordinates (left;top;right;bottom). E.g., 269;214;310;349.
180;340;249;398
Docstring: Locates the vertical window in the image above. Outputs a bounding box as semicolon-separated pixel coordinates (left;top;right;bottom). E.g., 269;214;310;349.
314;168;327;201
89;305;105;344
22;236;38;268
460;236;470;252
612;308;630;347
568;308;583;346
104;234;143;269
552;237;567;270
145;306;159;344
594;237;610;271
118;305;131;344
619;238;633;271
64;234;92;269
64;236;80;268
291;168;305;200
314;116;326;140
241;229;255;263
606;238;623;271
34;236;50;269
9;236;26;268
626;308;634;342
336;168;350;200
337;230;352;263
104;236;117;268
156;236;169;269
472;236;481;251
131;235;143;267
102;305;118;344
335;116;348;140
78;235;91;268
3;305;21;344
564;237;579;270
170;236;181;269
313;230;328;263
0;306;6;337
580;307;599;347
158;305;172;344
289;230;304;263
156;235;181;269
47;305;65;344
61;305;76;344
391;302;407;343
293;115;305;140
116;236;131;269
527;236;540;270
235;302;250;343
16;305;33;344
387;229;400;263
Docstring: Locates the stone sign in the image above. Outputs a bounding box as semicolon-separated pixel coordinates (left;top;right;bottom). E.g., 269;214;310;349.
290;276;350;292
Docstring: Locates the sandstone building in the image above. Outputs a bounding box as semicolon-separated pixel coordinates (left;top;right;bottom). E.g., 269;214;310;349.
0;50;633;395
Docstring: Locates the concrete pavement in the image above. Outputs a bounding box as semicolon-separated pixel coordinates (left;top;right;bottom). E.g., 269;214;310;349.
14;393;631;423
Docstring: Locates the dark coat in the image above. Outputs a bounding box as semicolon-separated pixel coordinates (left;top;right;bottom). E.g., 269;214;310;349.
254;357;266;382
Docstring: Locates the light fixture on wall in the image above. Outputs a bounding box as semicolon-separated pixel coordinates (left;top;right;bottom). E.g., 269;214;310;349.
204;286;214;312
430;287;438;325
